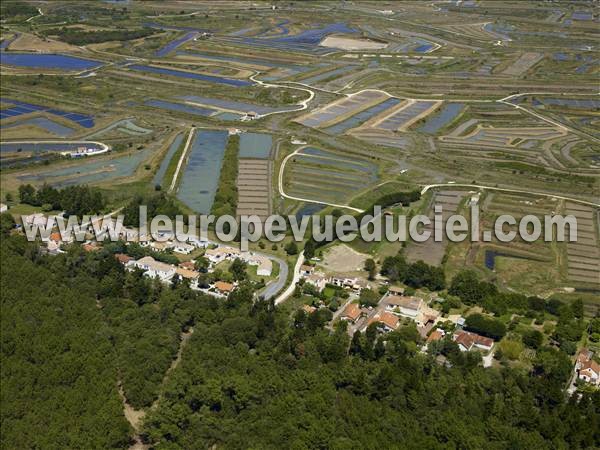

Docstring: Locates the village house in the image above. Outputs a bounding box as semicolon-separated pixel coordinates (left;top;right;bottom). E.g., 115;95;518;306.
175;267;200;286
384;295;423;319
246;254;273;277
115;253;135;266
305;272;328;292
427;328;446;344
214;280;235;295
188;236;210;248
172;240;195;255
150;241;173;252
329;276;367;293
367;311;400;333
134;256;175;282
0;203;7;213
576;349;600;386
453;330;494;352
205;246;241;264
388;286;405;296
178;261;196;271
255;258;273;277
340;303;364;323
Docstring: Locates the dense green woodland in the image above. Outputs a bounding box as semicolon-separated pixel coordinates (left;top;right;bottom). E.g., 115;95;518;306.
1;233;599;449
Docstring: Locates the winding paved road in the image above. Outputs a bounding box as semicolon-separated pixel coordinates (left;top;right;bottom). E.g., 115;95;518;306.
257;253;289;299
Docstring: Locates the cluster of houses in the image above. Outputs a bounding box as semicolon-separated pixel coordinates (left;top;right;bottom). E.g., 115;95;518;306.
115;254;236;296
23;213;274;297
205;246;273;277
331;283;495;355
300;265;368;293
112;241;273;296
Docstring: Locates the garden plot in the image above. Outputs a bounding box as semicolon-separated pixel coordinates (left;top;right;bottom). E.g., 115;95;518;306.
237;159;271;219
405;190;466;266
283;147;378;205
370;100;441;132
564;202;600;287
294;90;389;129
502;52;543;76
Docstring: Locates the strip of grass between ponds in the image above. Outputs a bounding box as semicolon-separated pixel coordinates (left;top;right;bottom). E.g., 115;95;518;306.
211;134;239;216
162;134;189;192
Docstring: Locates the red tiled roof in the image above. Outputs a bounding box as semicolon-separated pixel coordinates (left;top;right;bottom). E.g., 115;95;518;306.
179;261;196;271
369;312;399;330
427;329;445;343
214;281;234;292
342;303;362;321
115;253;134;264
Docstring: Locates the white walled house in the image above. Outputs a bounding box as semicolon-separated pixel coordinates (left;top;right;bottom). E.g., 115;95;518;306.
134;256;175;282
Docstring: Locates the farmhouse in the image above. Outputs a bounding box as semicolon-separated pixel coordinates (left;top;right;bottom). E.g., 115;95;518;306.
453;330;494;352
134;256;175;282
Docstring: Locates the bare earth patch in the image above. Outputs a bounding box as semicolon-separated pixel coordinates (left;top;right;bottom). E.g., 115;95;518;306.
319;244;369;273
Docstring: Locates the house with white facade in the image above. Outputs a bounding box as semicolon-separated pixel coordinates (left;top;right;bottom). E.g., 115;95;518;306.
134;256;175;282
453;330;494;352
205;246;241;264
305;273;328;292
576;349;600;386
384;295;423;319
172;240;195;255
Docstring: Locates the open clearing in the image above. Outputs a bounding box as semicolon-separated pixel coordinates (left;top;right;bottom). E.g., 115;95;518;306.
319;244;369;274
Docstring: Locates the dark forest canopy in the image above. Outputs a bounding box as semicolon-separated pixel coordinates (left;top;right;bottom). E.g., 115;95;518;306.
1;234;599;449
